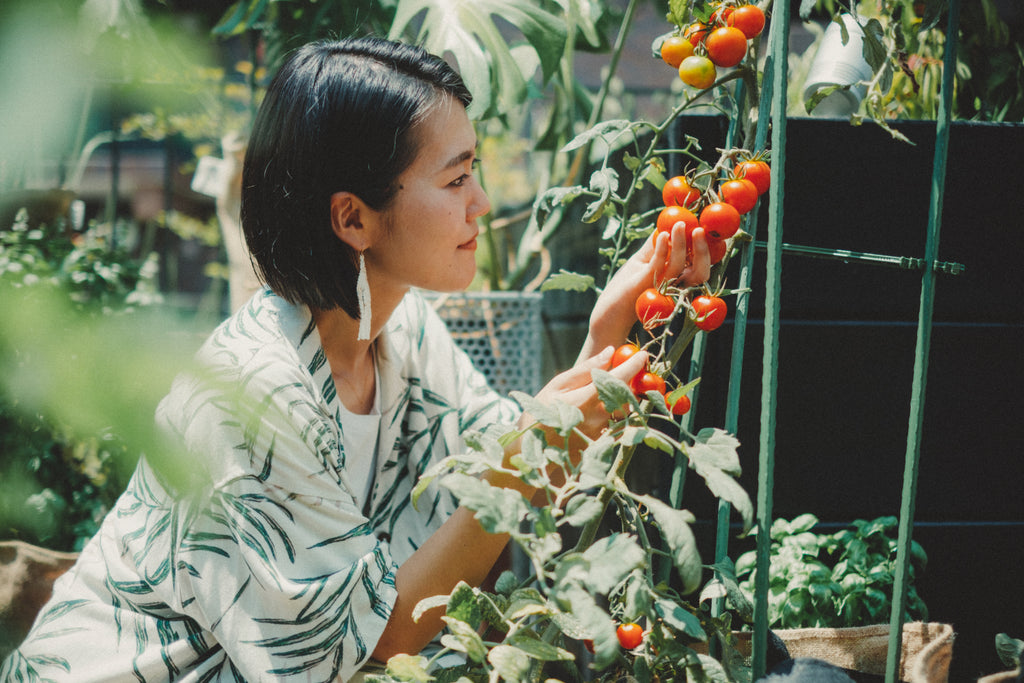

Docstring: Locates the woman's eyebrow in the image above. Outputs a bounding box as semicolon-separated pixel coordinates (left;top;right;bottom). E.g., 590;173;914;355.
441;144;478;171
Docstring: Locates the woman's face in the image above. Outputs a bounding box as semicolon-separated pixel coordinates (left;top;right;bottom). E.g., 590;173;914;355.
367;98;490;297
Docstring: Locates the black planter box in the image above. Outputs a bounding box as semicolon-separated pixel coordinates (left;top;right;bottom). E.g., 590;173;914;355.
665;115;1024;682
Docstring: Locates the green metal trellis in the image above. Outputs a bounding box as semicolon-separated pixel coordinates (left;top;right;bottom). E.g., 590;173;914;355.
666;1;964;680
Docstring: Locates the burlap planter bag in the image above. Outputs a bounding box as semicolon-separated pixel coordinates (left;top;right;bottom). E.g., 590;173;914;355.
728;622;955;682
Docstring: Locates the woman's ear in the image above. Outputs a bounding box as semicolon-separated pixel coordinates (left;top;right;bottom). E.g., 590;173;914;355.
330;191;373;252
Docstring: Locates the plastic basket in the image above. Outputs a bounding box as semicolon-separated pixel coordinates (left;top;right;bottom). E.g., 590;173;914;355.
423;290;542;396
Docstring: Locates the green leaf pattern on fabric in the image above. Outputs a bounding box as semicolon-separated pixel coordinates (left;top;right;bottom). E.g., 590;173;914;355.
1;289;519;681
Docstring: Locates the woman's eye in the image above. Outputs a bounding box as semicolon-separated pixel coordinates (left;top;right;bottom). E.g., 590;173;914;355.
450;159;480;187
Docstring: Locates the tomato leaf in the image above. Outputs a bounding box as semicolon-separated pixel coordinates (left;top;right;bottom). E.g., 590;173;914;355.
564;493;605;527
638;496;702;594
688;428;741;475
707;558;754;621
552;583;617;668
510;391;583;433
591;368;639;415
654;596;706;640
540;269;595;293
507;631;575;661
582;168;620;223
441;473;531;534
561;119;632;152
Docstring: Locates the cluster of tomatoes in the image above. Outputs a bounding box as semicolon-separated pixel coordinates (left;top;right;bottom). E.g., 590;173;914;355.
612;154;771;413
659;2;767;89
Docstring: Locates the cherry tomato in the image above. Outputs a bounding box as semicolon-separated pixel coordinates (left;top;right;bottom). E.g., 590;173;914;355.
735;159;771;195
616;622;645;650
707;236;728;264
611;343;641;368
660;35;695;68
583;639;596;654
630;372;666;398
691;294;728;331
635;288;675;328
700;202;742;240
705;26;748;68
684;22;707;46
671;394;692;416
656;204;699;236
719;178;759;214
678;55;717;89
662;175;700;208
711;4;735;26
728;4;767;39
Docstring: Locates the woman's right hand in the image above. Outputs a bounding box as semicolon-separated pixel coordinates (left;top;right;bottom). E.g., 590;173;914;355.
521;344;649;445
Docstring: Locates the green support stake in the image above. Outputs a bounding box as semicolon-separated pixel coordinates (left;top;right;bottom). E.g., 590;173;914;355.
885;1;961;681
752;0;789;677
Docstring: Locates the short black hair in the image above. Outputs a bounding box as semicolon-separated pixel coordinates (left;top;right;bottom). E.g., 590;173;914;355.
241;37;473;316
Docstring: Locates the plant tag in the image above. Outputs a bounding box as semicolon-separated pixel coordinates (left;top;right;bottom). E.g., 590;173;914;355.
191;156;231;197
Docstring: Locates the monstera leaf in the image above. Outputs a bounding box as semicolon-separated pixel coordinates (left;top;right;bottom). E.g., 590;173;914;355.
388;0;567;119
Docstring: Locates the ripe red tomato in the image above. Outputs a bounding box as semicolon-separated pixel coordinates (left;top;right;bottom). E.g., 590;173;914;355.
705;26;748;68
635;288;675;328
691;295;728;331
707;236;728;264
678;55;717;89
699;202;742;240
616;622;644;649
611;343;641;368
630;372;666;398
728;4;767;39
662;175;700;208
656;204;699;236
671;394;692;416
719;178;759;214
660;35;694;68
735;159;771;195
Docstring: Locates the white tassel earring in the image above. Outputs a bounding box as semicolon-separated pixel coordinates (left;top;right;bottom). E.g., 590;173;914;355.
356;251;372;341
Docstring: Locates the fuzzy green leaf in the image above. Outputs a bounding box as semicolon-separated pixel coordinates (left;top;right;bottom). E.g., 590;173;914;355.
541;269;595;293
441;473;530;534
638;496;701;594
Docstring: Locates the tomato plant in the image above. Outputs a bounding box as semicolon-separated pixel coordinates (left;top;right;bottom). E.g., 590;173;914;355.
635;288;675;328
728;4;766;39
699;201;742;240
659;35;694;68
719;177;759;214
616;622;644;650
678;55;717;89
705;26;748;68
662;175;700;208
735;159;771;195
691;294;728;331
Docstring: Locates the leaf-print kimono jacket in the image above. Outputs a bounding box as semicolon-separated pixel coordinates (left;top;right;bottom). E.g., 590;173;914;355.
1;289;520;682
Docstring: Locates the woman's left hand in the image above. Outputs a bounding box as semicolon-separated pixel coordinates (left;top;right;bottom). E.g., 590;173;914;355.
578;223;711;361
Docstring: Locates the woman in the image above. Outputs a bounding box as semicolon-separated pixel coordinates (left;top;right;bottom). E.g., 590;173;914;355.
2;37;710;681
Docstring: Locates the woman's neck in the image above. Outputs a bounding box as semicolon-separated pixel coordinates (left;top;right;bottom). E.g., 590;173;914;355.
313;307;378;415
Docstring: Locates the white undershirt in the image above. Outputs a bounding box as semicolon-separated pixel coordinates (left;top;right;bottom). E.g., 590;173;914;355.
337;362;381;508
